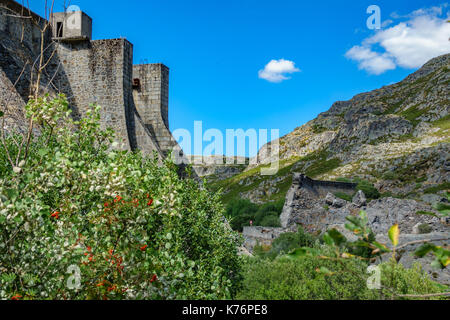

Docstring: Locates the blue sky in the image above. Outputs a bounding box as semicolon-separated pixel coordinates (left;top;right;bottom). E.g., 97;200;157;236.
29;0;449;156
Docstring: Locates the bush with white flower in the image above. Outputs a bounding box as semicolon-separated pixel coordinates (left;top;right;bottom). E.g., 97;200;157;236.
0;94;241;300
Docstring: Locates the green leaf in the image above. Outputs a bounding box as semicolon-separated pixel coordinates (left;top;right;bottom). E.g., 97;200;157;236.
316;267;334;276
439;255;450;268
359;210;368;225
388;224;399;247
346;215;362;227
351;240;372;248
322;233;334;246
327;228;346;246
344;223;358;233
287;248;308;258
431;259;443;270
372;241;391;253
5;188;19;200
287;247;319;259
0;110;4;117
38;148;49;157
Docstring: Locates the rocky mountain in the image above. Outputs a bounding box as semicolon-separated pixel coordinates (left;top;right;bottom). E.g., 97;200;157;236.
274;175;450;284
211;53;449;205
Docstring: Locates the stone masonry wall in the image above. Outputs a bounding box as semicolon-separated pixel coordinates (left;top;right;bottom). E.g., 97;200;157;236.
132;64;177;156
0;0;54;131
0;0;45;56
0;68;26;132
55;39;132;149
297;174;357;198
242;226;290;252
0;0;176;159
125;52;162;156
54;38;165;156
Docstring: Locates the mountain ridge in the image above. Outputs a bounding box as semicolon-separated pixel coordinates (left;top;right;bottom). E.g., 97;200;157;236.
210;53;449;205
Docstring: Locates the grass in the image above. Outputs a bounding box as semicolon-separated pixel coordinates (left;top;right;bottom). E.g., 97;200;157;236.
382;99;404;115
268;175;293;202
394;133;420;143
311;124;328;134
416;210;438;218
209;157;300;205
434;202;450;216
381;156;434;184
424;182;450;194
432;114;450;131
336;177;352;183
334;192;352;202
305;158;341;178
380;191;406;199
399;105;430;126
299;148;342;178
367;135;391;146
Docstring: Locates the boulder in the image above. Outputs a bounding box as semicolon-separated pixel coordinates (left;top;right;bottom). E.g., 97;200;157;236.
352;190;367;207
365;197;444;234
325;192;335;205
325;192;347;208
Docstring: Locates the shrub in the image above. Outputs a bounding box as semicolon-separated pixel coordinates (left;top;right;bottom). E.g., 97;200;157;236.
267;233;301;257
256;227;317;260
311;124;328;134
252;244;272;257
238;252;447;300
346;231;377;259
225;198;284;231
254;200;284;226
259;214;281;227
255;210;278;225
0;95;241;300
225;198;258;220
230;213;254;231
434;201;450;215
354;178;380;200
295;226;317;248
225;198;259;231
257;200;284;217
334;178;380;201
379;261;448;299
237;252;378;300
382;171;397;180
418;223;432;234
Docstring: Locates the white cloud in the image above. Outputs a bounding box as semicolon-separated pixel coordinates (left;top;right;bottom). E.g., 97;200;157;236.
381;19;394;28
346;5;450;75
258;59;300;82
346;46;396;74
